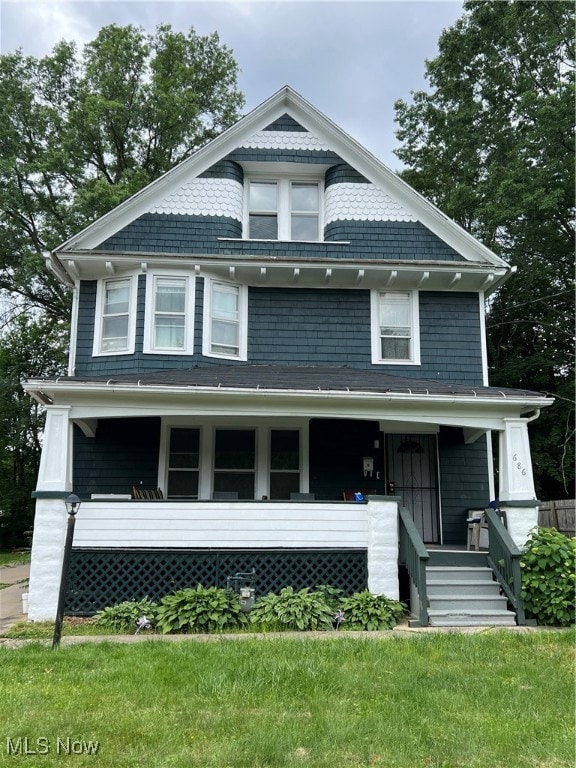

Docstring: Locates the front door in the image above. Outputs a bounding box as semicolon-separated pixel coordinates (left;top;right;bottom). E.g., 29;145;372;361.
386;434;440;544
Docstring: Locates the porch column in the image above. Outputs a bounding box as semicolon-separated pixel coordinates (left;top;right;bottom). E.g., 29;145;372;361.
28;407;74;621
366;496;400;600
498;418;539;549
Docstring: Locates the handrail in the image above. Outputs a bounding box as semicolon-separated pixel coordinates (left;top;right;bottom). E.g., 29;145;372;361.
485;507;526;625
398;506;429;626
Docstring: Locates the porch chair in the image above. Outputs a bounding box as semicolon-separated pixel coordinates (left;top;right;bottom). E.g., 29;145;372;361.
466;511;488;551
132;486;164;500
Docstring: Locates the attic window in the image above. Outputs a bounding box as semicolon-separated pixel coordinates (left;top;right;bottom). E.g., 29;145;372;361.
247;179;320;241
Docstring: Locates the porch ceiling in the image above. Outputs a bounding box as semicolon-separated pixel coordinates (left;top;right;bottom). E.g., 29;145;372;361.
24;365;553;431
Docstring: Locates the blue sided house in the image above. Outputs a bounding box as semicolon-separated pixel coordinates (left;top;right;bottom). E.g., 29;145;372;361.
24;87;552;626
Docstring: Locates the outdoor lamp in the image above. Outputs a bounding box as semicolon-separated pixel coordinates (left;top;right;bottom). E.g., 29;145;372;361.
52;492;81;648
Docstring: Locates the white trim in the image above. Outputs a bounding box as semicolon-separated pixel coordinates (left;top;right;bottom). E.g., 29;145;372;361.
202;277;248;360
143;270;195;355
67;282;79;375
92;274;137;357
52;87;510;273
479;291;489;386
370;289;421;365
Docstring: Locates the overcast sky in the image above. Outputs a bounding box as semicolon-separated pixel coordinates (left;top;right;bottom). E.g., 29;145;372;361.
0;0;465;170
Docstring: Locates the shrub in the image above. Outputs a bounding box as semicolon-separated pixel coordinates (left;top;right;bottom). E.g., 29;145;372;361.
249;587;334;631
520;527;575;626
339;591;405;630
155;585;247;634
93;598;159;632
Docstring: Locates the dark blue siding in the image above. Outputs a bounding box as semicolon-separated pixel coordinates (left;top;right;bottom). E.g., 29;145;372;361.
325;163;369;186
98;213;461;263
199;160;243;182
438;428;490;544
263;114;307;132
74;283;484;384
73;418;161;498
227;148;342;165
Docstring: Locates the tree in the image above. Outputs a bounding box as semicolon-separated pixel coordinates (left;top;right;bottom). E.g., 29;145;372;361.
0;23;245;320
394;0;574;498
0;315;68;547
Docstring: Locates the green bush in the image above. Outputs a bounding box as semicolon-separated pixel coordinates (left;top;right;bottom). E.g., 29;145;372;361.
249;587;334;631
339;591;405;630
155;585;247;634
520;527;575;626
93;598;159;632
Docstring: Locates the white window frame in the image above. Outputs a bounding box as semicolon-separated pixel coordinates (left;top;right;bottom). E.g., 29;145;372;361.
370;289;420;365
202;278;248;361
143;271;195;355
93;274;137;356
244;176;322;242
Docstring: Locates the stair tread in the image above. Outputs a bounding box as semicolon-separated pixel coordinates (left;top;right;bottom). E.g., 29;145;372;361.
428;608;515;616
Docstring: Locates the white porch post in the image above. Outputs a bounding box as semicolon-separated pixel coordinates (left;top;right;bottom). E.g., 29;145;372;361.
498;418;539;549
366;496;400;600
28;407;74;621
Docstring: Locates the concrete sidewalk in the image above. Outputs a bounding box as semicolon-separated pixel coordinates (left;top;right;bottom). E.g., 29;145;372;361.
0;563;30;634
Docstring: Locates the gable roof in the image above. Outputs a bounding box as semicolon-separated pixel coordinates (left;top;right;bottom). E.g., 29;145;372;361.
55;86;509;271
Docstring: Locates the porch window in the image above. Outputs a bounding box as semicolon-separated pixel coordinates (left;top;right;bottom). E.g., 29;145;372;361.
247;179;320;241
167;428;200;498
270;429;300;499
214;429;255;499
370;290;420;365
93;276;136;355
144;274;194;354
203;279;247;360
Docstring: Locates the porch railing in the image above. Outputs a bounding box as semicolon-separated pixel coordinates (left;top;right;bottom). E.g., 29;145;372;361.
398;506;429;627
485;507;526;625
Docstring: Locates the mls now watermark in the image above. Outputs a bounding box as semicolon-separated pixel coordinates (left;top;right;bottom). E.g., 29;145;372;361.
6;737;100;756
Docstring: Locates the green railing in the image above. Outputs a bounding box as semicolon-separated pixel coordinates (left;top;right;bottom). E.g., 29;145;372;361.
398;506;429;626
485;507;526;625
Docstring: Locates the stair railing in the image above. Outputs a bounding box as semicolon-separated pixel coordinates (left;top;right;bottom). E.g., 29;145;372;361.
485;507;526;625
398;506;429;626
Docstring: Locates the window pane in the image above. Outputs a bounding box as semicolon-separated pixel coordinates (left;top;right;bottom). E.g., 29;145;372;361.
102;316;129;350
291;183;318;212
213;286;238;320
156;281;185;313
213;472;254;500
249;182;277;211
169;429;199;468
271;430;299;470
379;294;411;327
381;337;410;359
270;473;300;500
249;214;278;239
291;214;318;241
104;283;130;315
155;316;185;348
167;471;199;498
214;430;255;469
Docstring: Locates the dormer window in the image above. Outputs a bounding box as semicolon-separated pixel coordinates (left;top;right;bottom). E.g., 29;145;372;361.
247;179;320;241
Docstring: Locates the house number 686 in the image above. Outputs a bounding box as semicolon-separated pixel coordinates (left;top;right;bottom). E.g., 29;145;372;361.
512;454;527;476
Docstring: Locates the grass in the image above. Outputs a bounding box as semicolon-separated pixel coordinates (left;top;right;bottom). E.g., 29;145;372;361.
0;549;30;567
0;631;573;767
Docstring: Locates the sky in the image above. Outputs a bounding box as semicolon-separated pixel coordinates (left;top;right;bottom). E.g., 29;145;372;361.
0;0;465;170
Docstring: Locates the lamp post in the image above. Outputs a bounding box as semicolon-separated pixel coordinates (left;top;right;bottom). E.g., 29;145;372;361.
52;493;81;649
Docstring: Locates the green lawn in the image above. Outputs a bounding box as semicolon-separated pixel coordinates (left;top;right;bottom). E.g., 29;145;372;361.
0;631;573;767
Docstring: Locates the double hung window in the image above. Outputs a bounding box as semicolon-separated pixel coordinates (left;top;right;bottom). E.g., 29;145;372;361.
144;273;194;354
214;429;256;500
167;428;200;498
269;429;301;500
203;279;247;360
247;179;320;241
94;276;136;355
371;290;420;364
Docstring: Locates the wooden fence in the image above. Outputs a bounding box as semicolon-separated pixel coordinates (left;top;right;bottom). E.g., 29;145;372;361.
538;500;575;537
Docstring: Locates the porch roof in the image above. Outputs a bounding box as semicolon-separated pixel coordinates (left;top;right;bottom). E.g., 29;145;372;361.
27;365;548;402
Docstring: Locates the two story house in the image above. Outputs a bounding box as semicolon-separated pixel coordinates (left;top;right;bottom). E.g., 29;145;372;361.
24;87;551;624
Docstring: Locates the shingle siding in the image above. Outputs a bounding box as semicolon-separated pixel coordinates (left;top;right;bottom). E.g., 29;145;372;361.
438;428;491;544
74;284;484;384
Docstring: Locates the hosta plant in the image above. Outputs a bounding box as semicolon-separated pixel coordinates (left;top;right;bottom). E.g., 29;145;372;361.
93;597;159;632
339;591;405;630
156;585;247;634
249;587;334;631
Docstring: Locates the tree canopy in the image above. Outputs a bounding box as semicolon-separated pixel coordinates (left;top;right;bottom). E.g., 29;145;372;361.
394;0;575;498
0;22;245;321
